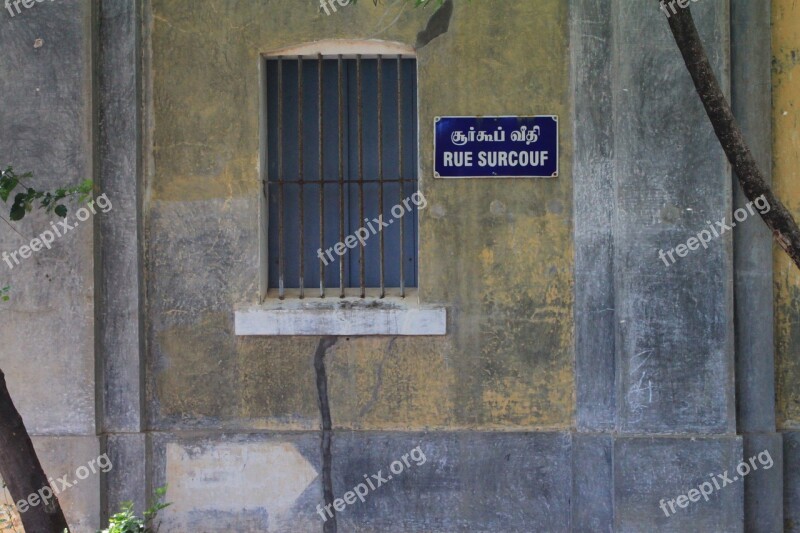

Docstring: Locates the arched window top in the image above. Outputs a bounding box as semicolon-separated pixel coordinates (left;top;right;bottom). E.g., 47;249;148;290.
264;39;415;59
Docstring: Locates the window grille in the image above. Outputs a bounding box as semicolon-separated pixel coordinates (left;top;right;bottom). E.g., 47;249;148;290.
264;55;418;299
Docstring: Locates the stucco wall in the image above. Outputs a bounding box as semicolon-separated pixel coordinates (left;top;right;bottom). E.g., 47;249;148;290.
774;0;800;430
145;0;574;433
0;1;101;530
773;0;800;530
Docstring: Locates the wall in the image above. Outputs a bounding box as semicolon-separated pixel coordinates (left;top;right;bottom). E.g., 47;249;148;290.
0;0;794;531
773;0;800;529
143;0;573;530
0;1;100;530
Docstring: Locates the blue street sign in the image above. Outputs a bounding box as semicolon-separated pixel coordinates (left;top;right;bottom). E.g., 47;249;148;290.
434;116;558;178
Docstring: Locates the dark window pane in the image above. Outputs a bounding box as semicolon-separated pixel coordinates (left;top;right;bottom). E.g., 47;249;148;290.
266;57;418;296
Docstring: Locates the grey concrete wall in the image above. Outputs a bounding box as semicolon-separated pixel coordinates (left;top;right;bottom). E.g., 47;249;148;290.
784;432;800;532
96;0;148;521
0;0;101;530
611;0;734;435
0;0;95;436
569;0;762;530
573;0;734;433
572;0;616;433
150;431;574;533
730;1;783;531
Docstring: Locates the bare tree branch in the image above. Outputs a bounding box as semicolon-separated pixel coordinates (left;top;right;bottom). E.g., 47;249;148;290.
0;369;69;532
662;5;800;271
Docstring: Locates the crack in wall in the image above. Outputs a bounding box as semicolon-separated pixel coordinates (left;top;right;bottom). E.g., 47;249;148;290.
314;336;339;533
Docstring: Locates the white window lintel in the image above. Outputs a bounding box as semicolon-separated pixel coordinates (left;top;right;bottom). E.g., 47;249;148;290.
263;39;416;59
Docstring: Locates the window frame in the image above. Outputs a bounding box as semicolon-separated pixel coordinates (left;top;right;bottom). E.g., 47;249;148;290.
237;40;446;337
259;40;420;302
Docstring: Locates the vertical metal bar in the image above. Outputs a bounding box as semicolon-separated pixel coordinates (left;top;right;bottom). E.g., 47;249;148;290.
397;56;405;298
318;55;325;297
278;58;286;300
338;55;345;298
377;55;385;298
298;57;305;299
357;55;365;298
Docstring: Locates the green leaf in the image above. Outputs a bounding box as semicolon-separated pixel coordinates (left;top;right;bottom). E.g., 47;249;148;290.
9;203;25;221
54;204;68;217
0;177;18;202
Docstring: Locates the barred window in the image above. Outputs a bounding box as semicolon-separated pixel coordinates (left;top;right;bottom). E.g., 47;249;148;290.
263;54;418;300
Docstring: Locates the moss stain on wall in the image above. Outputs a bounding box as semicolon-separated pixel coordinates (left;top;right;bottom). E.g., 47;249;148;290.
773;0;800;427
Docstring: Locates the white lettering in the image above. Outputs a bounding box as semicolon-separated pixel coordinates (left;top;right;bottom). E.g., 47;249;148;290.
474;151;549;167
443;151;473;167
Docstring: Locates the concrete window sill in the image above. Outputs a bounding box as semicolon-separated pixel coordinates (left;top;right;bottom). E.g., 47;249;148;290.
234;290;447;336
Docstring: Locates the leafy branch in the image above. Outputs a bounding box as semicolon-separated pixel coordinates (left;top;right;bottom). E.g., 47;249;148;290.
98;486;171;533
0;166;93;303
0;167;92;222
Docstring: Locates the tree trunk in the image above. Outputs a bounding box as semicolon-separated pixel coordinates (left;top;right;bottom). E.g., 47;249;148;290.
661;4;800;271
0;369;69;532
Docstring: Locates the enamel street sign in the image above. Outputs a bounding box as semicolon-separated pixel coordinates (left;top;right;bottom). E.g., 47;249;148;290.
434;116;558;178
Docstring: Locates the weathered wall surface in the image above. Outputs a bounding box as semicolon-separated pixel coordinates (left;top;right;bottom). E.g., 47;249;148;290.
774;0;800;431
142;0;769;530
0;0;794;530
144;0;574;529
0;1;100;530
144;0;574;432
773;0;800;530
570;0;750;530
0;0;95;437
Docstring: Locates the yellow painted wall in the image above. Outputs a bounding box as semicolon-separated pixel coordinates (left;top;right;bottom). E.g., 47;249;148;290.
773;0;800;428
146;0;574;431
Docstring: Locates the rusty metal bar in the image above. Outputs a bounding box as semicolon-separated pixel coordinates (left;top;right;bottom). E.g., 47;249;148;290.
271;55;415;297
298;56;305;299
269;178;407;184
318;55;325;297
338;55;345;298
278;58;285;300
377;55;385;298
357;55;365;298
397;56;405;298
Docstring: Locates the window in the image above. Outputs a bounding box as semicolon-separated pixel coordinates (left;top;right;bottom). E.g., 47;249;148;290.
263;53;418;300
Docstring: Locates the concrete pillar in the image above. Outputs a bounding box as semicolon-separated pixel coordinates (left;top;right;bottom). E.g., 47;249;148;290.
731;1;784;531
96;0;148;521
572;0;747;530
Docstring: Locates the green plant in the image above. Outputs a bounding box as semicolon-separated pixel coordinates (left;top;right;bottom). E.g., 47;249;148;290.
0;481;20;532
0;167;92;221
98;487;171;533
0;166;93;302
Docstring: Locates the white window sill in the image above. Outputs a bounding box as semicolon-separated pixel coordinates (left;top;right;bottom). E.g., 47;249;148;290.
234;290;446;336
